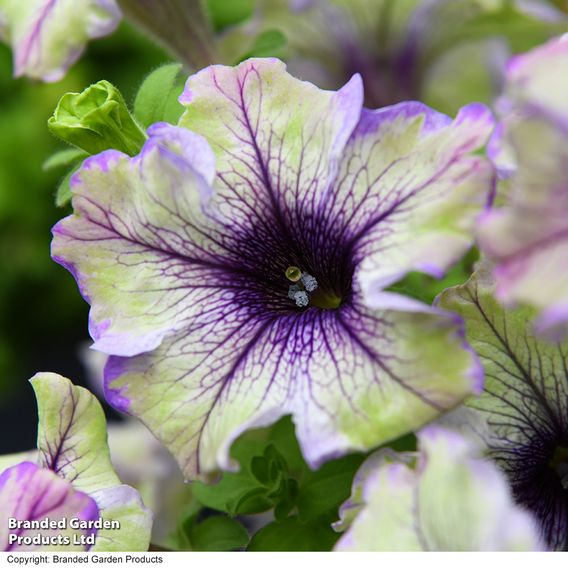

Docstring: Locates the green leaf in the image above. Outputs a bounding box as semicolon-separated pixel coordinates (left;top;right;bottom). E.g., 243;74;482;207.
42;148;88;171
48;80;146;157
187;516;249;551
388;247;480;305
192;423;306;517
267;417;308;474
248;516;338;551
205;0;254;31
191;470;276;516
297;453;365;521
134;64;187;129
55;166;80;208
238;29;287;62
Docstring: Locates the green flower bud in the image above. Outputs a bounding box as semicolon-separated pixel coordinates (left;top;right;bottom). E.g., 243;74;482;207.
48;80;147;157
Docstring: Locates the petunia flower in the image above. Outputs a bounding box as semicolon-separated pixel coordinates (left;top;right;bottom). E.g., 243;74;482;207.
52;58;494;480
0;373;152;551
438;263;568;550
477;36;568;339
333;425;545;551
0;0;121;82
226;0;565;114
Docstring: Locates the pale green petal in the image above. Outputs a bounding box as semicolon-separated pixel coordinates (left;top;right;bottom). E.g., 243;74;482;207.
438;262;568;549
90;485;153;552
477;37;568;337
32;371;121;493
30;372;152;551
0;0;120;82
335;425;544;551
106;421;194;549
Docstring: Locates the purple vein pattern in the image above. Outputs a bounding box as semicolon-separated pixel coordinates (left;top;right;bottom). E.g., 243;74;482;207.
52;58;494;479
439;265;568;550
27;372;153;552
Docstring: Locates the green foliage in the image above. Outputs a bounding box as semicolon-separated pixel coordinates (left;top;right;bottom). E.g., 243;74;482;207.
42;149;87;207
134;64;187;129
54;167;79;208
188;417;368;551
206;0;254;32
388;248;480;305
238;30;287;62
42;148;88;171
247;516;339;552
297;454;365;521
184;516;249;551
191;429;301;517
48;80;146;157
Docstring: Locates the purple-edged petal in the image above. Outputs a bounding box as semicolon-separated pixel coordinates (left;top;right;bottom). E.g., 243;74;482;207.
335;426;545;551
32;372;123;492
80;337;194;550
506;35;568;124
335;101;494;299
103;301;480;478
0;462;98;551
52;126;218;358
0;0;120;82
222;0;564;113
477;36;568;337
438;264;568;550
53;61;486;480
31;372;152;551
179;58;364;233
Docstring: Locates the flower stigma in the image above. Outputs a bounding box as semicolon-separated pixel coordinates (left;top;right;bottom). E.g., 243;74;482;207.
285;266;302;282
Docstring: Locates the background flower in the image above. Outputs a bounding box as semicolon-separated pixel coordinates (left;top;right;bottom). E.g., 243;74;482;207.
224;0;565;114
0;373;152;551
439;263;568;550
334;425;544;551
0;0;121;82
478;36;568;339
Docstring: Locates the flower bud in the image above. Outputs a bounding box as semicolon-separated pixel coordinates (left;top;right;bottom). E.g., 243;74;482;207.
48;80;146;156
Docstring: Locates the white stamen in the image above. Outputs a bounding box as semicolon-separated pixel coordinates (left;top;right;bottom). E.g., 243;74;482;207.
288;284;301;300
293;291;309;307
301;273;318;292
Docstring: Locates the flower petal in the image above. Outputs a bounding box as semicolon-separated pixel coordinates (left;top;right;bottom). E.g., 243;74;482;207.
31;372;152;551
334;101;494;299
506;35;568;123
54;65;483;480
104;299;480;478
477;37;568;337
52;126;219;358
178;58;364;233
334;426;545;551
0;0;121;82
438;263;568;550
332;448;404;533
105;421;193;550
89;484;153;552
0;462;98;551
32;371;121;492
